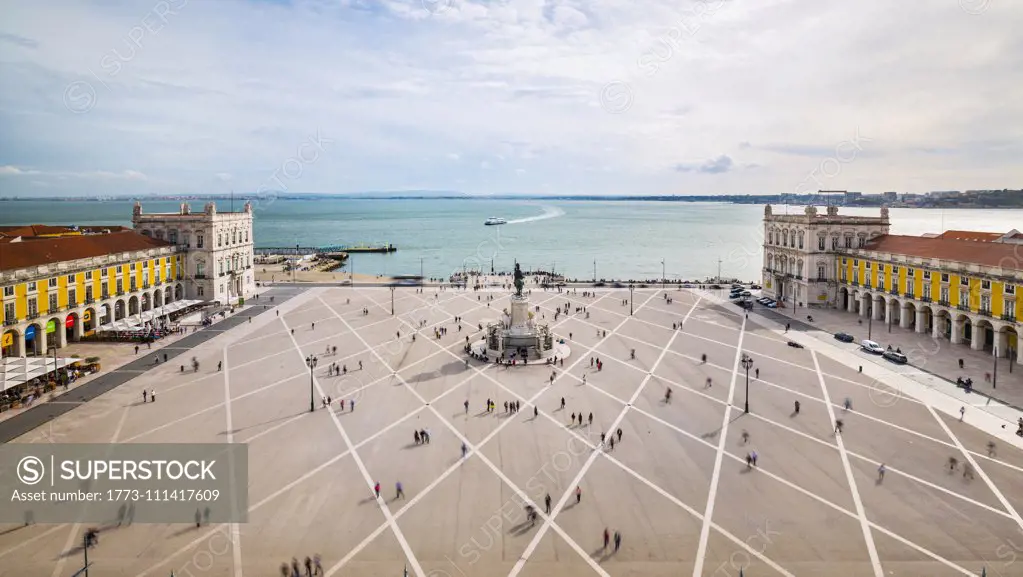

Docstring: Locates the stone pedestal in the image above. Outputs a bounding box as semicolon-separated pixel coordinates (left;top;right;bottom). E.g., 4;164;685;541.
510;295;529;327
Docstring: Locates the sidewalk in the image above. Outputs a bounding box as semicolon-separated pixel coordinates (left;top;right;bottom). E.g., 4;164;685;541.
756;298;1023;411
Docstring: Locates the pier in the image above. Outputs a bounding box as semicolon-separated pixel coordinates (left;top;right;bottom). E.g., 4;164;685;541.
254;244;396;256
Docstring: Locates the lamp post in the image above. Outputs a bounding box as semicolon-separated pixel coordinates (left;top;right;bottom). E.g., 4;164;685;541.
867;301;873;341
420;257;424;283
629;284;634;315
741;354;754;414
593;259;596;283
661;259;665;290
391;286;395;316
993;346;998;389
305;355;317;412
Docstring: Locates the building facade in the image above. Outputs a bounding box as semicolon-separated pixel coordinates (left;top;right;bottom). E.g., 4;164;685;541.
1;231;182;357
132;201;255;304
761;204;889;308
836;229;1023;362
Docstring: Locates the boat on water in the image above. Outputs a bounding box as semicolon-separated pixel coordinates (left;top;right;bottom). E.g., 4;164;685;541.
484;217;507;226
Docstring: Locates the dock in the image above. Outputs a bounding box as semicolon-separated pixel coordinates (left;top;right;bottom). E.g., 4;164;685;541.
254;244;396;256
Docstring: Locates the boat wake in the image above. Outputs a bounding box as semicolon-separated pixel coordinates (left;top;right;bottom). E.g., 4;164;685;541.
507;205;565;224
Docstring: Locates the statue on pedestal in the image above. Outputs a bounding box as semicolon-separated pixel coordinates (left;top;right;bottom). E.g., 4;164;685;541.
514;263;524;297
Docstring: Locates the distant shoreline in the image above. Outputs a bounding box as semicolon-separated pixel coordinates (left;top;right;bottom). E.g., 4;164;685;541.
1;195;1021;209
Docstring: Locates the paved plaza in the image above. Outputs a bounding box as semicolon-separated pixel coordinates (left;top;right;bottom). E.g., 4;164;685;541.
2;285;1022;577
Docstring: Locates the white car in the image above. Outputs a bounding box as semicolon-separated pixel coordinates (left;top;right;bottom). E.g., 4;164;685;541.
860;339;884;354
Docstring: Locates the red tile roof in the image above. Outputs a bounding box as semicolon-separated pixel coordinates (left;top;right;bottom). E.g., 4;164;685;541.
0;225;129;238
937;230;1003;242
863;234;1023;270
0;231;175;272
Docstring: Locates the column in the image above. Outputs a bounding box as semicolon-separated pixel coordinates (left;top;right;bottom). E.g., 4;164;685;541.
932;314;943;339
900;302;912;329
36;328;47;356
872;299;883;321
994;328;1008;358
847;293;856;313
971;320;985;351
73;314;84;341
915;309;927;334
860;295;869;317
950;318;963;344
16;330;26;357
1017;342;1023;365
52;321;68;349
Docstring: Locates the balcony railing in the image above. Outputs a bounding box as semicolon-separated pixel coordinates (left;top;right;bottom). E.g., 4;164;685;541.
4;318;19;326
116;291;125;297
1001;313;1017;322
851;280;860;287
26;312;39;320
154;279;162;286
143;283;150;289
85;298;95;304
979;309;992;317
920;296;932;303
938;300;950;307
956;304;970;311
195;274;207;279
814;277;828;282
889;288;899;295
101;293;110;299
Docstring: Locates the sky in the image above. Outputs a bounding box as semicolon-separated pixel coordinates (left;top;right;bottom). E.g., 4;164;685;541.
0;0;1020;198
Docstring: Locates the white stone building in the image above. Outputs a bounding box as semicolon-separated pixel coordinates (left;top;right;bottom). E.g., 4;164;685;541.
761;204;889;308
132;201;255;304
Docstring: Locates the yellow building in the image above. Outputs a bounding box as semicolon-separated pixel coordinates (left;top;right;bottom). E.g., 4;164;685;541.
836;229;1023;362
1;229;183;357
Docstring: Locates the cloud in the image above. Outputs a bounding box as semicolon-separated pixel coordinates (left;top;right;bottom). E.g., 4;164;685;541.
0;0;1021;196
674;155;735;174
216;172;233;182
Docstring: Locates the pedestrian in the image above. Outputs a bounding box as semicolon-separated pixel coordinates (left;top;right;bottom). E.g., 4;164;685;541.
414;430;421;445
948;456;959;471
561;397;565;410
150;390;156;402
505;401;509;413
575;485;581;504
374;481;380;498
305;556;313;577
746;452;753;470
706;377;712;388
359;360;363;370
600;432;606;444
987;441;996;457
844;397;852;411
614;530;621;552
751;450;758;467
135;344;139;355
313;554;323;576
577;413;582;426
755;368;759;379
616;428;622;443
877;463;886;482
570;412;576;424
545;493;552;515
218;361;222;371
396;481;405;499
461;442;468;458
794;400;800;414
835;419;844;434
603;527;610;550
741;429;749;444
464;400;469;414
959;405;966;421
534;406;539;418
609;437;615;451
340;399;345;411
312;322;315;330
350;399;355;411
143;390;148;403
588;412;593;425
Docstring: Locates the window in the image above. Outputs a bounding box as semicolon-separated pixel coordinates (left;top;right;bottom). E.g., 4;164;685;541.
130;277;137;291
907;284;914;297
892;266;899;274
923;284;931;299
923;270;931;280
960;276;969;286
245;229;249;242
49;293;58;311
818;236;825;250
198;286;204;297
853;259;859;266
842;258;847;265
116;279;123;294
3;302;14;321
86;286;93;301
981;280;991;290
960;289;968;305
101;282;108;297
940;287;949;303
866;262;871;269
2;286;13;297
878;276;885;290
817;264;826;279
941;273;949;282
169;230;178;244
48;278;58;288
845;236;853;248
218;233;223;247
782;231;788;247
798;232;804;249
858;237;865;248
1007;284;1016;295
768;232;774;245
196;262;206;277
27;282;36;293
27;297;38;317
68;288;77;306
197;234;205;248
877;264;884;272
232;230;237;244
86;270;93;280
981;295;991;312
67;274;76;283
130;262;136;271
101;268;108;278
832;236;839;250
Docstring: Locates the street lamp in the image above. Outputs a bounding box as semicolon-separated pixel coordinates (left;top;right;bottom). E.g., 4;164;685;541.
391;286;395;316
867;301;873;341
661;259;665;290
993;346;998;389
305;355;318;412
629;283;634;315
741;354;754;414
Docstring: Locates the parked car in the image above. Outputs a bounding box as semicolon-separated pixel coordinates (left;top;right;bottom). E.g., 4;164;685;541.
883;350;908;364
765;302;777;308
741;290;752;297
787;341;804;348
750;284;762;289
860;339;884;354
834;332;854;343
